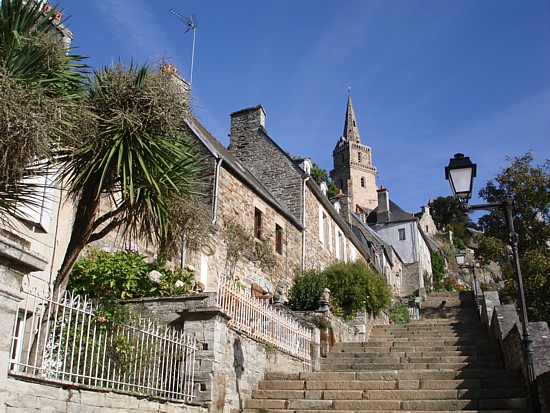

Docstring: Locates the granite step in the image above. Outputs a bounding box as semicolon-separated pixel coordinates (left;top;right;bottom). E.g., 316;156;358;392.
241;292;528;412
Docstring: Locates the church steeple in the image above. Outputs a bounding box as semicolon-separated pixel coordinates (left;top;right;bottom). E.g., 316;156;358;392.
343;96;361;144
330;95;378;212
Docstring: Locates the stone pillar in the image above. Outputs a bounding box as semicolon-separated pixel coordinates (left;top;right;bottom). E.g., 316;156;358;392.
0;232;47;413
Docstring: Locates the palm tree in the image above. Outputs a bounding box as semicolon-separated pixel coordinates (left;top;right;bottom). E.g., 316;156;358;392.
0;0;85;226
53;63;202;296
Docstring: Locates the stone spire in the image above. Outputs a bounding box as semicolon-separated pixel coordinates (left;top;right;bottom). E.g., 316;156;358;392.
343;95;361;144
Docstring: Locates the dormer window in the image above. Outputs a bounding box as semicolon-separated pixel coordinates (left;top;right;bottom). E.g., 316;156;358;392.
333;201;341;214
300;158;313;174
320;181;328;196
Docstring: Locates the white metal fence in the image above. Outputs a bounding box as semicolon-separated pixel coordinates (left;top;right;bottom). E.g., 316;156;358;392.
217;275;316;366
9;284;198;402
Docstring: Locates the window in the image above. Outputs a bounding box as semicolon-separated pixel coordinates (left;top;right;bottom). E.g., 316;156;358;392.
254;208;262;239
335;230;345;260
398;228;406;241
275;224;283;254
324;214;330;247
358;152;362;163
360;177;365;187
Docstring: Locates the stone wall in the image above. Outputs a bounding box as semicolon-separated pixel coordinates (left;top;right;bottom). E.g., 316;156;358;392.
483;295;550;412
202;166;302;293
303;188;361;271
401;262;421;297
5;379;207;413
0;233;48;413
133;294;318;413
538;371;550;413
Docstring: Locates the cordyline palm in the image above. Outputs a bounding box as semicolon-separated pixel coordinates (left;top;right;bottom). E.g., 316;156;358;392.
53;63;201;296
0;0;85;226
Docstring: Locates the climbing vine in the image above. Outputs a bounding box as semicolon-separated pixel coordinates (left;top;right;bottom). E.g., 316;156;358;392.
222;216;276;274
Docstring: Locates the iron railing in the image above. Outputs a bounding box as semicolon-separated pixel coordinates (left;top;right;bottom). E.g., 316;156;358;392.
9;284;198;402
217;275;316;366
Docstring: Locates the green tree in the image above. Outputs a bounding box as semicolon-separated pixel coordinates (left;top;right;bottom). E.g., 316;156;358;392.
477;153;550;323
54;63;202;296
310;162;339;197
429;196;474;247
0;0;85;225
288;153;339;198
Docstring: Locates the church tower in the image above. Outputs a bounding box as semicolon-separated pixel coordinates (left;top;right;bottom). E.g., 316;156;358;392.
330;96;378;211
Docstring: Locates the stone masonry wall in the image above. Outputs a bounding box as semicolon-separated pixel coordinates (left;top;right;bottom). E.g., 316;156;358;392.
203;166;302;293
303;188;362;271
401;262;421;297
5;379;207;413
486;301;550;411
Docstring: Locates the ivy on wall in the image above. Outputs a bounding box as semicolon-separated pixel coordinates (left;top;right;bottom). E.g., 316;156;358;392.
222;216;276;276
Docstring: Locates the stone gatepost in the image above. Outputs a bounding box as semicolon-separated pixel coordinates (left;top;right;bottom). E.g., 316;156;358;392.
0;232;47;413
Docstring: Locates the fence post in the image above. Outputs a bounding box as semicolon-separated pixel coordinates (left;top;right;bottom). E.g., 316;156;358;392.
0;232;47;413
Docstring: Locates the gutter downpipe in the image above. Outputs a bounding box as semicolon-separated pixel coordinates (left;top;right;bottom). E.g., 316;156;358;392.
301;175;309;272
212;157;223;225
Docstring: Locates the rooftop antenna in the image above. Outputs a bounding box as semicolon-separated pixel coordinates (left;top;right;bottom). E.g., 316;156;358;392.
169;9;197;88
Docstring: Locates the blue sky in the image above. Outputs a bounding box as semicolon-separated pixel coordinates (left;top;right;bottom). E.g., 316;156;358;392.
58;0;550;213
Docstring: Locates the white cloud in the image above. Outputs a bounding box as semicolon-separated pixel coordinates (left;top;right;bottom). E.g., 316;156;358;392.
94;0;170;63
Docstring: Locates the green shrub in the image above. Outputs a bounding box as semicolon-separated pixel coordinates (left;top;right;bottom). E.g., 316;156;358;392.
322;260;391;318
68;248;194;300
288;269;327;311
388;302;410;324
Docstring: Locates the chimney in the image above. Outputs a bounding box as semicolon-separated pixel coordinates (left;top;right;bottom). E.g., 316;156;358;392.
229;105;267;157
377;186;391;222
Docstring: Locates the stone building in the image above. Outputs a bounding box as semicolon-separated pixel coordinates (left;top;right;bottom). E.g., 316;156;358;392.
330;96;378;212
366;187;435;296
210;105;374;291
328;97;439;297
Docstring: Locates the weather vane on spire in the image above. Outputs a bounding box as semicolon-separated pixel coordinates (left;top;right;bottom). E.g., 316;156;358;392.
169;9;197;88
348;83;352;95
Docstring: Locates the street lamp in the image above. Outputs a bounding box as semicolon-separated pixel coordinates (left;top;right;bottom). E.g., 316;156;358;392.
445;153;536;384
445;153;477;203
455;252;480;311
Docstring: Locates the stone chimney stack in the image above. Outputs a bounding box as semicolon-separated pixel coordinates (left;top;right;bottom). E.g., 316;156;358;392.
377;186;391;223
229;105;266;144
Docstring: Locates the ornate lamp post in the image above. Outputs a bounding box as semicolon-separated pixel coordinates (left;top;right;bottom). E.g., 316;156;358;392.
455;252;480;310
445;153;535;384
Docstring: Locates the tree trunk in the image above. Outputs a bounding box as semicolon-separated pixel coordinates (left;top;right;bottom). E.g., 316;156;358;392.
28;180;101;370
52;180;101;297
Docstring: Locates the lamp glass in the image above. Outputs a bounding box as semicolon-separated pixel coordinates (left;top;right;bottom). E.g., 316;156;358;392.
449;167;473;200
455;252;465;266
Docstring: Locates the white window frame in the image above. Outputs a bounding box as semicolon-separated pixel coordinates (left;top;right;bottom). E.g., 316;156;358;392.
398;228;406;241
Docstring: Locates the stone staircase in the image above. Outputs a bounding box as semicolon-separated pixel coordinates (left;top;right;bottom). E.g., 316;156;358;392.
242;291;529;412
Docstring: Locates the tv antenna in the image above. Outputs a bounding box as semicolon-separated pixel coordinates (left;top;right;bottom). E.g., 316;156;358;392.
169;9;197;88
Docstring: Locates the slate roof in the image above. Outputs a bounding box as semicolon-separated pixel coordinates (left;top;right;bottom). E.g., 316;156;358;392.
184;116;303;230
366;200;417;224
